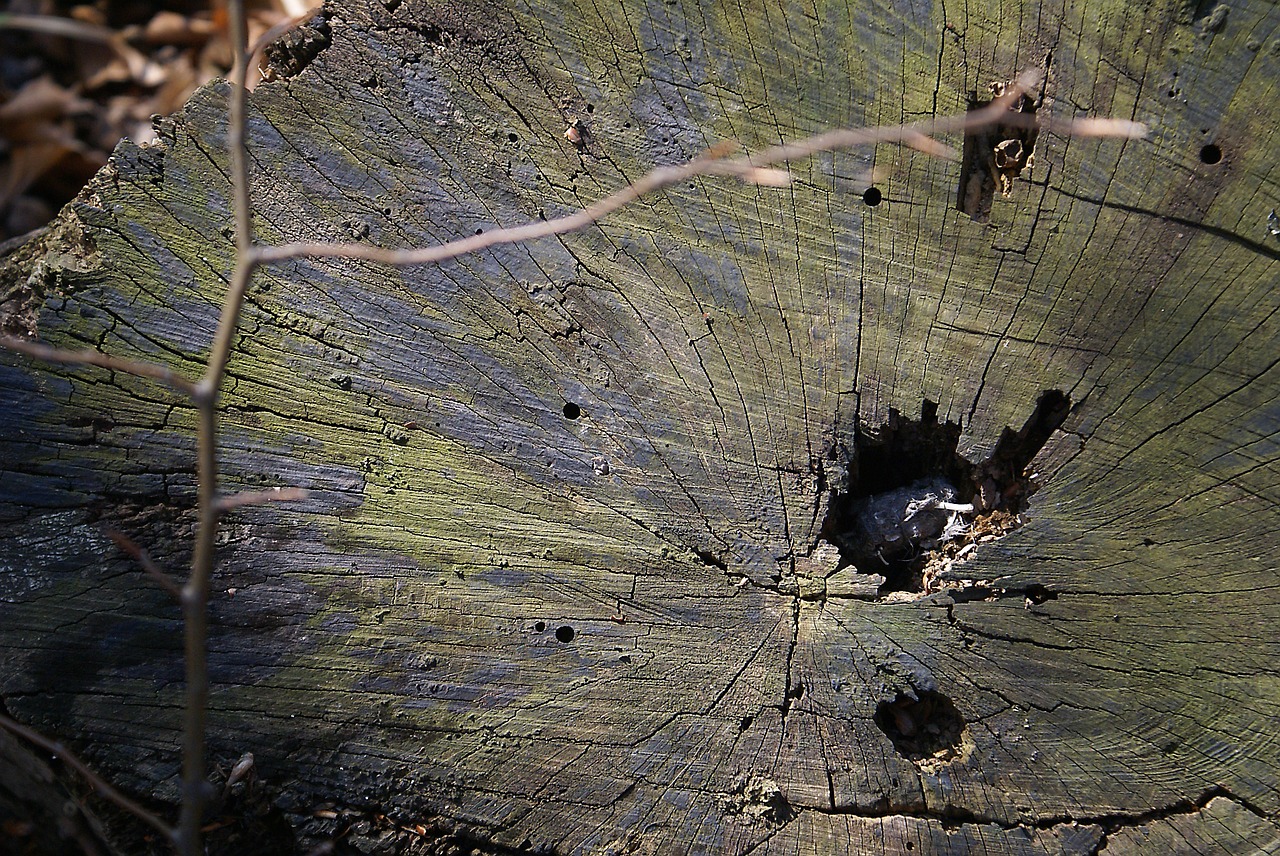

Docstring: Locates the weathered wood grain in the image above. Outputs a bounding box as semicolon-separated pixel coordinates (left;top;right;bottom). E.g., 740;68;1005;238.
1;0;1277;853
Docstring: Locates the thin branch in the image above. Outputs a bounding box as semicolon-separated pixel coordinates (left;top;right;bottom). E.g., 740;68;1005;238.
899;130;959;160
106;530;183;601
198;13;259;396
0;712;175;841
0;337;197;396
227;41;254;260
254;147;764;266
175;0;255;851
252;69;1146;270
1054;117;1148;138
215;486;309;512
175;399;216;856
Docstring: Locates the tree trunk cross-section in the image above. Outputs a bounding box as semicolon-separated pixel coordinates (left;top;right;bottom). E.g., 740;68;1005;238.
2;0;1279;853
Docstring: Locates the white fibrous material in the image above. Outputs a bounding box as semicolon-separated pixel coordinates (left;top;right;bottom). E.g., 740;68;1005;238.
848;477;974;562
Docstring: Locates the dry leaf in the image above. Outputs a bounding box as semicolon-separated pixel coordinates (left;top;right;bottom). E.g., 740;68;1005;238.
144;11;214;47
0;76;88;134
1;142;76;210
67;5;105;26
78;42;136;91
152;53;201;117
279;0;318;18
0;77;104;212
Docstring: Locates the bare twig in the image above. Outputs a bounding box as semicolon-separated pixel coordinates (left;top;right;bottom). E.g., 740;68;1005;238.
253;69;1146;270
215;486;309;512
0;712;175;841
900;130;959;160
107;530;183;600
174;0;256;850
0;337;197;396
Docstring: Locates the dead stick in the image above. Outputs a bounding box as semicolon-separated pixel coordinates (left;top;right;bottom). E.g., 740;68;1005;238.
0;338;197;397
253;73;1145;269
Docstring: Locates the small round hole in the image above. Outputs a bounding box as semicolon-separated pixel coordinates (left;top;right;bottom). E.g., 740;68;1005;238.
862;186;883;206
562;402;581;419
1199;143;1222;164
534;621;546;632
586;103;595;114
555;625;575;643
507;132;518;142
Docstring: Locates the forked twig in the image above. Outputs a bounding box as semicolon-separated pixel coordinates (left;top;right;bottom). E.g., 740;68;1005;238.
173;0;255;851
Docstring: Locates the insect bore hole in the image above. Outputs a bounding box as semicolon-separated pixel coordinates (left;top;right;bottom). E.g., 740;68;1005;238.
863;186;883;206
555;625;575;643
1199;143;1222;164
562;402;581;420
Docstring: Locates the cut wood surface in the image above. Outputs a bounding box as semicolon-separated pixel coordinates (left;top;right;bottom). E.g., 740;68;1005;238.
2;0;1279;853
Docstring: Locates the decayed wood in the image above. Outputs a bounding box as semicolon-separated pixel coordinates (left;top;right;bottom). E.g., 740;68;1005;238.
2;0;1279;853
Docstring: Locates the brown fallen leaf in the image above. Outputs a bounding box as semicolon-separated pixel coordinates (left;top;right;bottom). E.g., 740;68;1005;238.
144;10;216;47
0;76;103;212
0;0;323;242
0;76;91;138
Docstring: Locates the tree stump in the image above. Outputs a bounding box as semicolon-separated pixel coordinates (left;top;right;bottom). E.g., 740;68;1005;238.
2;0;1278;852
